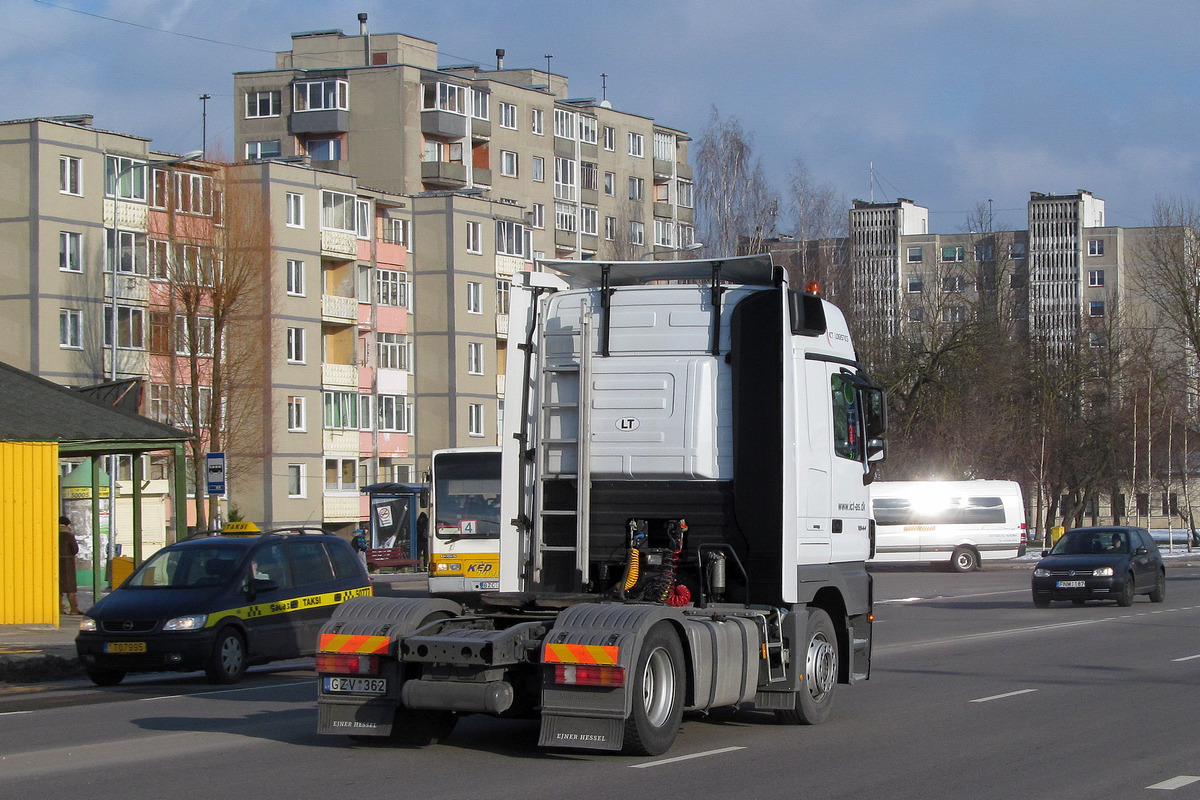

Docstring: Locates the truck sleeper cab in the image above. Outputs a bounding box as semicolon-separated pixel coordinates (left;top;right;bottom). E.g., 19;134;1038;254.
316;255;886;755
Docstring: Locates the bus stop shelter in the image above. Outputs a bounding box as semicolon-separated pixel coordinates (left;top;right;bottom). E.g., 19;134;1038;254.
361;482;427;571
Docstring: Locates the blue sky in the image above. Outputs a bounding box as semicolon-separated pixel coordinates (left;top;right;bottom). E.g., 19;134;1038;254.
3;0;1197;232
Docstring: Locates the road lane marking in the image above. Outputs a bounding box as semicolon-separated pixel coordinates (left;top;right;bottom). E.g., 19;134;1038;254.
1149;776;1200;790
1172;654;1200;662
970;688;1037;704
136;681;311;702
631;746;745;768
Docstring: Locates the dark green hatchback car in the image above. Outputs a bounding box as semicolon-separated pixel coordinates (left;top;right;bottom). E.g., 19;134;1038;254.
76;527;372;686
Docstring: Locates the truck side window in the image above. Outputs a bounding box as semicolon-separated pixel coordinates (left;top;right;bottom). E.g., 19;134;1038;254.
831;374;859;460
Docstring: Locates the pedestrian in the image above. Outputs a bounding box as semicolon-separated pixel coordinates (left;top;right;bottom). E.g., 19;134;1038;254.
352;528;368;569
59;515;81;614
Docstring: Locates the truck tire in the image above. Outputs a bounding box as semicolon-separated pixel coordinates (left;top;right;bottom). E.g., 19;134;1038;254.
776;608;837;725
205;628;247;684
950;546;979;573
623;622;685;756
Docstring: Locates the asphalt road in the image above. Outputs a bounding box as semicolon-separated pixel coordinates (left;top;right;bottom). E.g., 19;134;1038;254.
3;566;1200;799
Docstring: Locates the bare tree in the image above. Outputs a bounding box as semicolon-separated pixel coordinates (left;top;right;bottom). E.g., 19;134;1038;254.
693;107;779;257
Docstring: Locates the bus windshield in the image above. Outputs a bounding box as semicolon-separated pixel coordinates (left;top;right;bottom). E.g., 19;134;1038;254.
433;450;502;539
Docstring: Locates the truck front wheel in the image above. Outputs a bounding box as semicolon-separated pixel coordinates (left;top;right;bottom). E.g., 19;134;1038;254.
777;608;837;725
622;622;685;756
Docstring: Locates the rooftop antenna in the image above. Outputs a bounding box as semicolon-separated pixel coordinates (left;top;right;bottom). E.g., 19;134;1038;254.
199;93;211;158
544;53;553;85
870;162;874;203
601;72;608;102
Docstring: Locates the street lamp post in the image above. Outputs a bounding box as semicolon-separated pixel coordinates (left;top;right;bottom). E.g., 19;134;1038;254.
102;150;202;596
640;242;704;260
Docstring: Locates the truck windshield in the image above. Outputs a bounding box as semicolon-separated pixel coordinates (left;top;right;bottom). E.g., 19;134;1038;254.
433;450;502;539
124;544;246;589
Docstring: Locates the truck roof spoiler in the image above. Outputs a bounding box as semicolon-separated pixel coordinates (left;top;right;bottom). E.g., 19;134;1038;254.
539;254;779;289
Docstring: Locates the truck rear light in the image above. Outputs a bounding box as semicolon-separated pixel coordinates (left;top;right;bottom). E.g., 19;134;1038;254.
316;653;380;675
1020;522;1028;544
553;664;625;687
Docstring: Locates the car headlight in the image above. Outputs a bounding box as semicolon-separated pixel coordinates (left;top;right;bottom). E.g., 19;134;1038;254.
163;614;208;631
79;617;96;632
1033;568;1051;578
1092;566;1114;577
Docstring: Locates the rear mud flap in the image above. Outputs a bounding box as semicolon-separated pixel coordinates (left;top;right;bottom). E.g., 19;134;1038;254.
318;696;398;737
538;714;624;751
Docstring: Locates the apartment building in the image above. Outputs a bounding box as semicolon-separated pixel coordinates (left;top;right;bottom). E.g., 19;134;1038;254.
0;115;417;538
231;18;696;471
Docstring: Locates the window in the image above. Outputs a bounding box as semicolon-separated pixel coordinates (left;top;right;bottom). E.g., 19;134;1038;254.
1089;332;1107;348
974;244;994;262
941;275;965;293
500;150;518;177
628;177;644;201
908;306;925;322
175;315;214;356
907;275;924;293
59;232;82;272
104;305;145;350
148;239;169;280
325;458;357;493
375;269;405;306
287;396;306;432
105;155;146;201
1090;300;1106;317
147;384;169;423
581;206;598;237
531;203;545;229
60;156;82;195
578;162;598;193
907;246;923;264
106;230;148;275
654;183;670;202
287;464;306;498
1089;269;1105;287
465;221;483;254
468;403;485;437
941;246;964;262
629;220;645;246
605;216;617;241
555;201;577;233
377;332;410;370
246;139;282;160
497;280;510;314
294;79;349;112
286;192;304;227
942;306;968;323
532;156;545;182
307;138;342;161
554;108;576;139
531;108;544;135
628;132;644;157
1088;239;1105;256
358;394;373;431
831;374;861;461
321;190;356;232
579;116;598;144
323;391;359;430
59;309;82;349
284;259;305;296
498;102;517;129
468;341;484;375
602;126;615;152
678;225;695;247
496;220;526;257
245;90;281;118
378;394;411;432
654;219;674;247
286;327;305;363
677;179;693;209
174;171;213;216
382;217;409;247
471;89;490;120
178;244;215;286
653;131;674;161
149;311;170;354
554;157;576;201
355;199;371;239
423;82;466;114
604;171;615;196
467;281;483;314
1010;242;1027;259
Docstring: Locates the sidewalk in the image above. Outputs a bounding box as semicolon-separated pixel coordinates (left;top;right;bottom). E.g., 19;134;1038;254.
0;573;429;686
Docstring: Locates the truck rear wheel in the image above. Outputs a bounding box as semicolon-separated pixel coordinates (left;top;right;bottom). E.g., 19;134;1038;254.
776;608;837;725
623;622;684;756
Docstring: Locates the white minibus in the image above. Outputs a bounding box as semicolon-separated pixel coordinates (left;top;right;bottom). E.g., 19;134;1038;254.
869;480;1026;571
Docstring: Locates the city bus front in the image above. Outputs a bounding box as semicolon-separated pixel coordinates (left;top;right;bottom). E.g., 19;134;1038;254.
427;447;503;596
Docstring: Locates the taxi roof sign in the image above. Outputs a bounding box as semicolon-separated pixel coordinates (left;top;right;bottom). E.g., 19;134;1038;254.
221;521;261;535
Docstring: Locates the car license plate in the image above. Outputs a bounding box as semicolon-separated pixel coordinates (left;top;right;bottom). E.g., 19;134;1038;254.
1056;580;1086;589
104;641;147;654
323;676;387;695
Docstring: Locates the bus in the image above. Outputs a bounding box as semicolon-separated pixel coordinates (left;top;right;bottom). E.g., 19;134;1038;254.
427;447;502;595
869;480;1026;572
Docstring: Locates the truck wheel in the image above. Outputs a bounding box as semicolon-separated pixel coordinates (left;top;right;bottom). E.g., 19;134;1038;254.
205;628;247;684
623;622;684;756
950;547;978;573
776;608;837;725
86;666;126;686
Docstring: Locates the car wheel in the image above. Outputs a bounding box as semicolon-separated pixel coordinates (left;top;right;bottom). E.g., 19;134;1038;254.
776;608;838;725
623;622;685;756
1032;593;1051;609
1117;574;1135;607
950;547;978;573
86;665;126;686
1150;570;1167;603
205;628;247;684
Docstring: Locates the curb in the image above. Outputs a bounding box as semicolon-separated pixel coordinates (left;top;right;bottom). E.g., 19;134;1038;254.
0;652;83;684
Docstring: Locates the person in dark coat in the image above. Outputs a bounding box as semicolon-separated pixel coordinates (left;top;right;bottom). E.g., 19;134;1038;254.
59;515;81;614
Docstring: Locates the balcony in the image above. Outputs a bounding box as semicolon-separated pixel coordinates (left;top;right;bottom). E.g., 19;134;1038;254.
322;493;360;523
653;158;675;180
653;201;674;219
104;348;150;379
496;373;505;397
104;199;148;231
421;161;468;188
421;110;467;138
472;167;493;187
495;254;522;278
496;313;509;338
321;229;357;260
471;117;491;139
289;109;350;135
322;362;357;388
108;274;149;303
676;163;693;180
321;294;357;324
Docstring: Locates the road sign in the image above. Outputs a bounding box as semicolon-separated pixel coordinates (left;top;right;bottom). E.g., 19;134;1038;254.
206;452;226;495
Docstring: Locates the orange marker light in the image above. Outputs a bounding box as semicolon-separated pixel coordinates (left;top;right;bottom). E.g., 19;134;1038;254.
806;281;821;296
